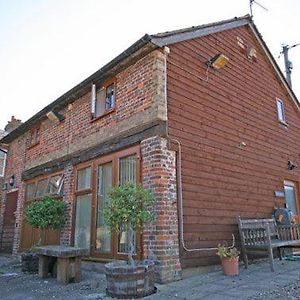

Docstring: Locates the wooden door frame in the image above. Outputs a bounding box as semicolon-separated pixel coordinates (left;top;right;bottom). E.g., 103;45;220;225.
72;145;142;261
284;180;300;215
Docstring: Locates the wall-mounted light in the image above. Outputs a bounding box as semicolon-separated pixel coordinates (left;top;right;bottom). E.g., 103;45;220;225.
9;175;15;187
46;111;65;123
288;160;297;170
207;53;229;69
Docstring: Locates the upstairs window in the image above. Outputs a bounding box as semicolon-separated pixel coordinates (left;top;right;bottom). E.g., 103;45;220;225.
91;82;115;118
276;98;286;124
0;150;6;177
28;126;40;148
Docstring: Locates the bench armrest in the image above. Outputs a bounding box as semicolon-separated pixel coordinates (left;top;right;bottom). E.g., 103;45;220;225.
277;224;300;241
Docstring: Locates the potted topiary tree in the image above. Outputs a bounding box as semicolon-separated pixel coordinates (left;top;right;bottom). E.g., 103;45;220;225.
21;196;66;273
216;243;240;276
103;182;156;299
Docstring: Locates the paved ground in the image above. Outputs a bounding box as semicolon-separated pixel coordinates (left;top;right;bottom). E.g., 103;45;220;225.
1;254;300;299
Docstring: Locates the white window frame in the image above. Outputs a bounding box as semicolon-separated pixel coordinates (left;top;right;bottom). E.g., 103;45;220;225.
0;151;7;177
276;98;286;124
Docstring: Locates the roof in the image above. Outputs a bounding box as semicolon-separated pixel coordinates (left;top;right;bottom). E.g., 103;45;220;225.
2;15;298;144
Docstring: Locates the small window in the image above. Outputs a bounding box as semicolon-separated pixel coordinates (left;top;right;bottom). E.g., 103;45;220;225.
77;167;92;190
47;174;64;195
35;178;48;198
0;151;6;177
26;183;36;200
276;98;286;123
28;126;40;148
92;83;115;118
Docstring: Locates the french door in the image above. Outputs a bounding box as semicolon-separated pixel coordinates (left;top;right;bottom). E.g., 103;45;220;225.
73;146;142;260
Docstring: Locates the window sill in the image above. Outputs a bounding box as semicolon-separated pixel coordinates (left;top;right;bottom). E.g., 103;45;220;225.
279;120;288;127
90;108;115;123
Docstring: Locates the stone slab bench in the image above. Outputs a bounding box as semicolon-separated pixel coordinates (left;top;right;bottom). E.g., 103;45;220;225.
35;245;88;285
238;217;300;272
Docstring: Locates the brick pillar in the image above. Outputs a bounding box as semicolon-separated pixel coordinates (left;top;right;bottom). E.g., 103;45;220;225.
12;182;26;256
141;136;182;283
60;163;74;246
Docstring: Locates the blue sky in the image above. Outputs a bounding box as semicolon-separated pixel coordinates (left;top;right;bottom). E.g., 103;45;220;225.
0;0;299;129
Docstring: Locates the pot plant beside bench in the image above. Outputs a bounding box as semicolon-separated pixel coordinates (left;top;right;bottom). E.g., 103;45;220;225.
103;182;156;299
217;244;240;276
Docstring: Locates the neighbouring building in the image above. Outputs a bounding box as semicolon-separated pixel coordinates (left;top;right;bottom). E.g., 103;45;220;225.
1;15;300;282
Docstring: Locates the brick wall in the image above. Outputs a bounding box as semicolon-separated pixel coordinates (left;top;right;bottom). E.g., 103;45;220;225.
24;49;167;170
3;47;169;257
60;163;74;246
141;136;181;283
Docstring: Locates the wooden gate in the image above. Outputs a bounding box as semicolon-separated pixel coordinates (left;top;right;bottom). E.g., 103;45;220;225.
0;191;18;253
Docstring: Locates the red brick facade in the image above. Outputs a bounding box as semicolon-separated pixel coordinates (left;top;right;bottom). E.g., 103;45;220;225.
1;16;299;282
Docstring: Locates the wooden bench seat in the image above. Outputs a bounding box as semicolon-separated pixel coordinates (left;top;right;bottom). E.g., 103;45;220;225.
237;217;300;272
36;245;88;284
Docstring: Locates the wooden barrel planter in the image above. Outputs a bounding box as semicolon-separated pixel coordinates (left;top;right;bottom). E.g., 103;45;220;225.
21;252;39;273
105;260;156;299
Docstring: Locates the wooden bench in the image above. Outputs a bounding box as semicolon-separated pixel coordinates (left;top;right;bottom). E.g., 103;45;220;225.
36;245;88;284
237;217;300;272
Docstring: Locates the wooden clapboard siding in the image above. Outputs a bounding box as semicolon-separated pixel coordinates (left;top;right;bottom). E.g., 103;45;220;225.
167;24;300;268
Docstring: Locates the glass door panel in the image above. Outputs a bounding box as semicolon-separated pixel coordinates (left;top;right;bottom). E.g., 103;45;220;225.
284;184;298;215
118;155;137;254
96;162;112;253
74;194;92;249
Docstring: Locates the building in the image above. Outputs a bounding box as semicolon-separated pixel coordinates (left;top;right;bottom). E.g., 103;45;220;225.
1;15;300;282
0;116;22;252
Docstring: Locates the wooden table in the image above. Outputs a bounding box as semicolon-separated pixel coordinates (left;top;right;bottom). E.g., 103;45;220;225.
36;245;88;284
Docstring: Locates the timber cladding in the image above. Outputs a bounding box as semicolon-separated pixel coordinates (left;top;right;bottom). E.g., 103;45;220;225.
167;25;300;267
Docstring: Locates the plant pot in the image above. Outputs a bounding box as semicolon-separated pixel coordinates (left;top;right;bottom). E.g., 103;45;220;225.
21;252;39;273
221;257;239;276
105;260;157;299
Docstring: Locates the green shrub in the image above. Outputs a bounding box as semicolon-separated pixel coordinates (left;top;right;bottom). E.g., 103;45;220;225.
25;196;66;230
103;183;155;264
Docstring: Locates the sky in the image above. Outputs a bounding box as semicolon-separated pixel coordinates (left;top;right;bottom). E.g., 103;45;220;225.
0;0;299;129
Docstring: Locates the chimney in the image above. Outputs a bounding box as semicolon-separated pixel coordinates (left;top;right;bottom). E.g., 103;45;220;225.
4;116;22;133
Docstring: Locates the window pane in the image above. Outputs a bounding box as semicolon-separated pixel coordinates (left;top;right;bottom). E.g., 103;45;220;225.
118;155;137;253
47;175;63;194
74;194;92;250
0;152;6;177
277;99;285;122
35;179;48;198
96;162;112;253
119;155;136;185
118;225;137;255
105;84;115;110
284;185;297;215
26;183;36;200
77;167;91;190
96;88;106;117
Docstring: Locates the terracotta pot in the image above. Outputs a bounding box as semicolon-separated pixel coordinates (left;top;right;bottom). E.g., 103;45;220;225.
221;256;239;276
